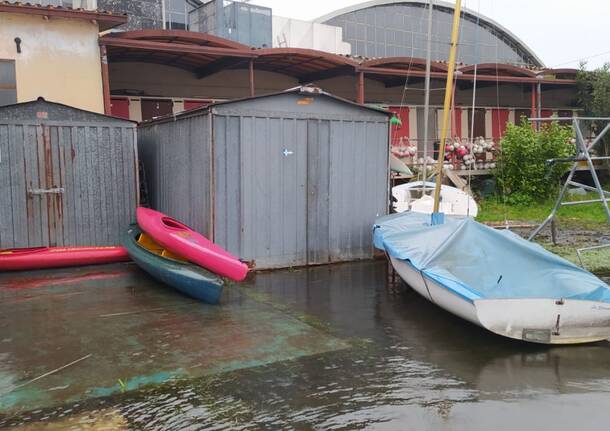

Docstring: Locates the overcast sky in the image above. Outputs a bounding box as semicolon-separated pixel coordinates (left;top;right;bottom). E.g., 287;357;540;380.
253;0;610;69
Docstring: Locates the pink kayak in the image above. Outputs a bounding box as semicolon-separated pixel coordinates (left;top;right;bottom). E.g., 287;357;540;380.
136;207;249;281
0;246;129;271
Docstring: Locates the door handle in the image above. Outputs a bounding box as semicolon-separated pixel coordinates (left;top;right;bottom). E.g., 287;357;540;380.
28;187;65;196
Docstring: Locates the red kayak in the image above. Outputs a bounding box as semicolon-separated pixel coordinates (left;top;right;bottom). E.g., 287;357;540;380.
136;207;249;281
0;246;130;271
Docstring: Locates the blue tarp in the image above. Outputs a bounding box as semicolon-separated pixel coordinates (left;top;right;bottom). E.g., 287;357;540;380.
373;212;610;303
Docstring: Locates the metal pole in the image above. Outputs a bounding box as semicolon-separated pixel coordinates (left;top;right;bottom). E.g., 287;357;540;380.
432;0;462;216
422;0;434;189
536;77;542;122
530;83;536;129
248;59;255;97
574;120;610;221
356;71;365;105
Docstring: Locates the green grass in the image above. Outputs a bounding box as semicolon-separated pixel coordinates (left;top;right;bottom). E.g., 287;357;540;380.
476;192;610;275
476;192;609;225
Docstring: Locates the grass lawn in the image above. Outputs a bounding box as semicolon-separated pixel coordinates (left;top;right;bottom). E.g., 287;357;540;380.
476;192;610;275
476;192;609;225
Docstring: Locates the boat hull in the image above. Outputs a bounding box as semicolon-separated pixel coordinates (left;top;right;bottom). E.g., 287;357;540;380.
392;181;478;217
136;207;248;281
123;225;224;304
390;256;610;344
0;246;130;271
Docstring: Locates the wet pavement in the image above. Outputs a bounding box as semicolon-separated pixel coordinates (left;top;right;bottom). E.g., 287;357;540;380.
1;261;610;430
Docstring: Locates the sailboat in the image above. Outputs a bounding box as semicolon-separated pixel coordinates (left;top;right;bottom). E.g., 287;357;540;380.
392;181;478;216
373;0;610;344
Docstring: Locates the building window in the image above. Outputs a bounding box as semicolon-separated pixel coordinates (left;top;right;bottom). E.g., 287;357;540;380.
0;60;17;107
165;0;190;30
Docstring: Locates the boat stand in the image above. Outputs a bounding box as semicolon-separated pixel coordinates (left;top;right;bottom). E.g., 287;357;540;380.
528;117;610;241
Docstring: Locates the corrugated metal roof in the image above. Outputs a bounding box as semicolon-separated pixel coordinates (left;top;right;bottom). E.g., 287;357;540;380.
0;1;127;31
0;97;136;123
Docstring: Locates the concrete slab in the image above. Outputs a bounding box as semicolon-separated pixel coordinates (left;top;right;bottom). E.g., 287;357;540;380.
0;263;347;415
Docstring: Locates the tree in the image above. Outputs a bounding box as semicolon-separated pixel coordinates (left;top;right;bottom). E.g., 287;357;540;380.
495;121;574;205
576;63;610;159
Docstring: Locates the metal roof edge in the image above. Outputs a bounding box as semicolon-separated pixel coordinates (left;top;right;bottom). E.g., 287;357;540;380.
139;86;391;127
0;97;137;124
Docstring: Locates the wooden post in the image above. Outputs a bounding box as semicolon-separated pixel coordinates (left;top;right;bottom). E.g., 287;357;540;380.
100;44;111;115
356;71;365;105
248;59;255;97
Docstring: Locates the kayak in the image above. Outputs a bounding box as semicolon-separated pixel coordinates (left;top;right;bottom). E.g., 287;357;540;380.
123;225;224;304
0;246;130;271
136;207;249;281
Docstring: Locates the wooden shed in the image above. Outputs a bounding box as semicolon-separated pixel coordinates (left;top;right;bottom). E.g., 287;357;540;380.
0;98;138;248
139;87;390;269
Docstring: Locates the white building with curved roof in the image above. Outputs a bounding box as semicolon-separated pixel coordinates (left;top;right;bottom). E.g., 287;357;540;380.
316;0;543;67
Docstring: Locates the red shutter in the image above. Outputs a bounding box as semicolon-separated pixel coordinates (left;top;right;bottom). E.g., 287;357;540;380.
184;100;212;111
110;97;130;120
491;109;510;140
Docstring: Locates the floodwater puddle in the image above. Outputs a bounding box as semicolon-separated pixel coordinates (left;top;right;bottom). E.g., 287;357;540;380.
1;261;610;430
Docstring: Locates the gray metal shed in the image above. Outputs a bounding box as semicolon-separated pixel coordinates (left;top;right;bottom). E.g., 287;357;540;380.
0;98;138;248
139;87;390;269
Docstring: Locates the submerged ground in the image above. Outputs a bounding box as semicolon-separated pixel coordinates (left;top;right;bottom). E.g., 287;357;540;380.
1;259;610;430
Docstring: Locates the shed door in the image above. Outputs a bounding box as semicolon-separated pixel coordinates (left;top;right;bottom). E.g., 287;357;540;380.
306;120;330;265
23;125;66;247
240;117;308;268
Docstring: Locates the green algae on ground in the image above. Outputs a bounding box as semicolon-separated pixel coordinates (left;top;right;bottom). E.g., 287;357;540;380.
544;244;610;275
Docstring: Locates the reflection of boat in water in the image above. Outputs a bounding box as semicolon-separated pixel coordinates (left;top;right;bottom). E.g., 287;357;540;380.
375;273;610;397
392;181;478;217
249;261;610;400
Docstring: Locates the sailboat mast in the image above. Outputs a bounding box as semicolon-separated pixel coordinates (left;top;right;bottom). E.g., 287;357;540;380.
432;0;462;214
421;0;434;189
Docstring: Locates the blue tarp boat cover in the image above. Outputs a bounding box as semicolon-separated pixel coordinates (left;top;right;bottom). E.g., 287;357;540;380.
373;212;610;303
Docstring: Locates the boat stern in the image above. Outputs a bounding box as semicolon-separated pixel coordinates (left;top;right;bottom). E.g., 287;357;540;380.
474;298;610;344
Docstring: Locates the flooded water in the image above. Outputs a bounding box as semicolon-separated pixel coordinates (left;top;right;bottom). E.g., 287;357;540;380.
2;261;610;430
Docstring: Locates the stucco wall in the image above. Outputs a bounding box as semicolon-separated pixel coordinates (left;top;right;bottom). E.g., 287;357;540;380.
0;12;104;113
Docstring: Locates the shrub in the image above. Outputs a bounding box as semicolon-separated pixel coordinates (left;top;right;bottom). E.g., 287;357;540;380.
577;63;610;159
494;121;574;205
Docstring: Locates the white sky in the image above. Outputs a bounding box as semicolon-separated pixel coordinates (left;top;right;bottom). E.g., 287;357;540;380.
253;0;610;69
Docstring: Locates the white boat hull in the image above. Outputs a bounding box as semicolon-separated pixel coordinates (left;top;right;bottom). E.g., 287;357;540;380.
390;256;610;344
392;181;478;217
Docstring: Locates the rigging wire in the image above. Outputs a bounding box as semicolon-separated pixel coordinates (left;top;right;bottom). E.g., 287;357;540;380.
551;49;610;68
466;0;481;218
490;0;510;227
392;2;436;179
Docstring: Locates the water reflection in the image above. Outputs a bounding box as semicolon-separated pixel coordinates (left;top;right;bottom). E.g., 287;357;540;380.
2;261;610;430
